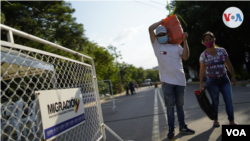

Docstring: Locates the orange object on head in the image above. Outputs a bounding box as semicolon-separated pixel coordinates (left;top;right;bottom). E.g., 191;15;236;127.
161;15;184;44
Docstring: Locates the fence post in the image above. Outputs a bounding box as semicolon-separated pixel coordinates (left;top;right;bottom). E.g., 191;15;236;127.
6;30;14;43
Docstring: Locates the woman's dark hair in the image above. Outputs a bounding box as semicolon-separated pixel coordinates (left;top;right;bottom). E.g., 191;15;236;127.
202;31;215;44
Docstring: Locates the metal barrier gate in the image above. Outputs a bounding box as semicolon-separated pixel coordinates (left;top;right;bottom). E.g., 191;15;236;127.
0;24;123;141
98;80;117;112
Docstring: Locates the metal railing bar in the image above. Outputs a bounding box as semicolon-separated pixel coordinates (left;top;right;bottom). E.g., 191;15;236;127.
1;41;92;68
0;24;96;75
103;123;123;141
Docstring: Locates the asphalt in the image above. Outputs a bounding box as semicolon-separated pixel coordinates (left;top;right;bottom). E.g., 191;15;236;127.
99;81;250;141
186;80;250;86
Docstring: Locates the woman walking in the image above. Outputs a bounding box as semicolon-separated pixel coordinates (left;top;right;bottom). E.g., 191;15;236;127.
199;31;238;127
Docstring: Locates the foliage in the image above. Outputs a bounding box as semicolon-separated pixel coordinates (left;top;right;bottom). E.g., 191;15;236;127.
145;69;160;82
1;12;6;24
1;1;160;95
1;1;87;53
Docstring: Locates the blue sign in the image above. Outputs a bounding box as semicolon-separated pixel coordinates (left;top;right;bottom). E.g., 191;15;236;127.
45;113;85;139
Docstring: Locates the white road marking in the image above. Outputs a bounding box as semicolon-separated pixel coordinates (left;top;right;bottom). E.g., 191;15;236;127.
152;89;160;141
157;89;168;124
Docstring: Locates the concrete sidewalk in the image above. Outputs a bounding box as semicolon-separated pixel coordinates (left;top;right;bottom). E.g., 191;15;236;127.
100;86;154;104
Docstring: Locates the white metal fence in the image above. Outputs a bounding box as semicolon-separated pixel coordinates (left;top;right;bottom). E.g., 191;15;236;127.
1;24;123;141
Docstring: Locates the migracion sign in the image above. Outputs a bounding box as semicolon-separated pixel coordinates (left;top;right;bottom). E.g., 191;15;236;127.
37;88;85;140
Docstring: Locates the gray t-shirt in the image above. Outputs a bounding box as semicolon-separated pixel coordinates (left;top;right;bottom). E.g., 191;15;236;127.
199;48;228;78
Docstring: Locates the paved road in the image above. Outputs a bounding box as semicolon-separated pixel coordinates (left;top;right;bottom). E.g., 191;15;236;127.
101;84;250;141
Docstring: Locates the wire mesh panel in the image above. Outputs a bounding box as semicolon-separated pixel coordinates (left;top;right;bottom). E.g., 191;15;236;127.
1;43;102;141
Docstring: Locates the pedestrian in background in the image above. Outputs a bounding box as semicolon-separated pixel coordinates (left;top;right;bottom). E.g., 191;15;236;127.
199;31;238;127
129;81;134;95
126;84;130;95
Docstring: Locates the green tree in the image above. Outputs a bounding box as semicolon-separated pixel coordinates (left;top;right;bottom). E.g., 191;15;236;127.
135;67;147;84
117;62;136;89
92;44;118;81
145;69;159;82
1;12;5;24
1;1;87;54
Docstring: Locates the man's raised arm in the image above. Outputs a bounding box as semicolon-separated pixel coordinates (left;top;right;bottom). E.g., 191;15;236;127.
149;19;164;43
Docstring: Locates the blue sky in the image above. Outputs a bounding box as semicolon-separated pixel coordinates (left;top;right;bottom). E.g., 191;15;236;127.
68;0;171;69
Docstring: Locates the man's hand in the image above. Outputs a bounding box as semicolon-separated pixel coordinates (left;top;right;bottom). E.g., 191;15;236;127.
160;19;164;25
183;32;188;41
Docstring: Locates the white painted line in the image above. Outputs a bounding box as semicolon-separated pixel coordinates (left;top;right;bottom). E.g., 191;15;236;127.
157;89;168;123
152;89;160;141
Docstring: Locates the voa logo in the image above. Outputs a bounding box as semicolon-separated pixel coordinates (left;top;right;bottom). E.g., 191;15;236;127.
226;129;246;136
223;7;244;28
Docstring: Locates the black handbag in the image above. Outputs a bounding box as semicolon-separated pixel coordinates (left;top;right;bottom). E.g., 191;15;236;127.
194;88;216;120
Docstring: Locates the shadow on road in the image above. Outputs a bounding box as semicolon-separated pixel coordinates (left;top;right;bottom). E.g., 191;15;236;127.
187;127;215;141
216;134;222;141
161;127;216;141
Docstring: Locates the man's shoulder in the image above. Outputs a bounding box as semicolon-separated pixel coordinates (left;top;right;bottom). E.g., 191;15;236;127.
166;44;182;49
165;44;183;52
166;43;181;47
152;38;160;47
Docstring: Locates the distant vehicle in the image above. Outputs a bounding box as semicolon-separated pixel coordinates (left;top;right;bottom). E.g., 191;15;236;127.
144;79;151;86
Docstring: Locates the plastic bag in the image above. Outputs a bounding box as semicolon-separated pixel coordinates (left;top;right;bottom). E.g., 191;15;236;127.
194;89;215;120
162;2;187;45
161;15;184;44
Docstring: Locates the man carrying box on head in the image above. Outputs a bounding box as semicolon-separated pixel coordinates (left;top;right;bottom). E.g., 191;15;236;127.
148;19;195;139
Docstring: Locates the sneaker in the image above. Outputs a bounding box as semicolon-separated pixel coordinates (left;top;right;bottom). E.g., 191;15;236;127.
229;122;238;125
168;127;175;139
213;121;220;127
179;125;195;134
